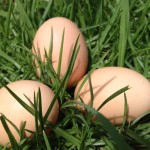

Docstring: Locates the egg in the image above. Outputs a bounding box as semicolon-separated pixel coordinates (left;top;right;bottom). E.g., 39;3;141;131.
0;80;59;146
32;17;88;88
74;67;150;125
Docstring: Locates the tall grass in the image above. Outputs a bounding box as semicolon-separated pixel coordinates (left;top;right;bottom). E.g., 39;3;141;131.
0;0;150;149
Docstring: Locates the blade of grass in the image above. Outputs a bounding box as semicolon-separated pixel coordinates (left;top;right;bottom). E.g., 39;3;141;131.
121;92;128;129
20;121;26;140
0;114;20;136
143;50;149;77
4;85;35;116
74;68;95;99
97;86;129;111
0;115;20;150
37;88;44;130
88;74;94;108
117;0;130;66
43;130;52;150
57;28;65;79
22;145;30;150
34;91;41;149
48;27;53;62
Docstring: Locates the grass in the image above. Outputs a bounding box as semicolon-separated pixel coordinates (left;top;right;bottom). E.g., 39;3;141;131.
0;0;150;149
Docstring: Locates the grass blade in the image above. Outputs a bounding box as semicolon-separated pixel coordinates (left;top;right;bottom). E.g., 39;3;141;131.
121;92;128;128
33;91;41;149
20;121;26;140
0;114;20;136
117;0;130;66
43;130;52;150
37;88;44;130
0;115;20;150
4;85;35;116
97;86;129;111
88;74;94;108
48;27;53;62
57;28;65;79
74;68;95;99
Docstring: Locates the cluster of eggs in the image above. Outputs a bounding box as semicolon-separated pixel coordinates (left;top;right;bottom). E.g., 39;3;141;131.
0;17;88;146
0;17;150;146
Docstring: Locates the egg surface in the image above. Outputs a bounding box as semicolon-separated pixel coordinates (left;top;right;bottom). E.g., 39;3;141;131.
0;80;59;146
74;67;150;124
32;17;88;88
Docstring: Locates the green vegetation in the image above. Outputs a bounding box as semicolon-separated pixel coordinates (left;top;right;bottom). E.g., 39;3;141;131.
0;0;150;149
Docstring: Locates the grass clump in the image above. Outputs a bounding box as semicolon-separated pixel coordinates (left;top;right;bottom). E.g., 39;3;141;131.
0;0;150;149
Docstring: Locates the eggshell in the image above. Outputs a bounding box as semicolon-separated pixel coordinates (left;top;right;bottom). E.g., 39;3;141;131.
32;17;88;88
0;80;59;146
74;67;150;124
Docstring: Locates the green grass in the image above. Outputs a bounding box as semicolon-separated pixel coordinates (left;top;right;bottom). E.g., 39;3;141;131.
0;0;150;149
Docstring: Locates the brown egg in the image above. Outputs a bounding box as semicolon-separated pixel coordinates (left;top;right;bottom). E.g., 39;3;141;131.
32;17;88;88
74;67;150;125
0;80;59;146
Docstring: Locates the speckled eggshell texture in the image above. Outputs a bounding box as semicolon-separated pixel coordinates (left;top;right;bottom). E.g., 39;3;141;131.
74;67;150;125
32;17;88;88
0;80;59;146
